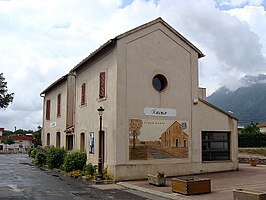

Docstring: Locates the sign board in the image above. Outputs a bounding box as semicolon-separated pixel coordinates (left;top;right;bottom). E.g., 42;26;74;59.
50;122;57;128
144;107;177;117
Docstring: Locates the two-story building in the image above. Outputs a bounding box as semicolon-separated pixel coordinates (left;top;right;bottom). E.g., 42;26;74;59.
41;18;238;181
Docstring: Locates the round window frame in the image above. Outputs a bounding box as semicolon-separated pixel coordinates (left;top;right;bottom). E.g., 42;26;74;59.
152;74;168;92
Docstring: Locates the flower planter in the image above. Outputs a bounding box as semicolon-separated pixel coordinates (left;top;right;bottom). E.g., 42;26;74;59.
233;189;266;200
250;158;258;167
172;176;211;195
148;174;166;186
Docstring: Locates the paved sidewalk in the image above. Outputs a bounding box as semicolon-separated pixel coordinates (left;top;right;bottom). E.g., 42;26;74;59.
117;164;266;200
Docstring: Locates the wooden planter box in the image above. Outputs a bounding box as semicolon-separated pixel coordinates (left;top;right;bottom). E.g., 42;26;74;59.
233;189;266;200
148;174;166;186
172;176;211;195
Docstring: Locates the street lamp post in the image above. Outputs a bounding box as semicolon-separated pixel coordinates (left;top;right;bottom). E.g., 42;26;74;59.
97;106;104;181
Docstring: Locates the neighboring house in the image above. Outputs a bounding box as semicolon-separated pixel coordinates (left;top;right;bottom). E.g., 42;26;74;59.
0;128;4;136
257;122;266;133
41;18;238;181
0;135;34;152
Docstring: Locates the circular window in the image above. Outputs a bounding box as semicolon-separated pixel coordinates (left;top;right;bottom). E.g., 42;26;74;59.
152;74;168;92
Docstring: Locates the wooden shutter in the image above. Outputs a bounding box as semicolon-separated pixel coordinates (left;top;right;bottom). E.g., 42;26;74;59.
99;72;105;98
46;100;51;120
81;83;86;105
57;94;61;117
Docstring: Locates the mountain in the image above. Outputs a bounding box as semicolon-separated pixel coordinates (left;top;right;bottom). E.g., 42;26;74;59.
207;74;266;125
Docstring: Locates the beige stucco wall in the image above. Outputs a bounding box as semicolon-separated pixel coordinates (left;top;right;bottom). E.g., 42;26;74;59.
192;101;238;170
42;80;67;148
74;48;118;166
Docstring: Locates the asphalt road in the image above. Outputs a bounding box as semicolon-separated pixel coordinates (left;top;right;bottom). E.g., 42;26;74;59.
0;154;168;200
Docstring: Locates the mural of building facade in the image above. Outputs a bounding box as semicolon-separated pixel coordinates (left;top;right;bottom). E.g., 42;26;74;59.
129;119;189;160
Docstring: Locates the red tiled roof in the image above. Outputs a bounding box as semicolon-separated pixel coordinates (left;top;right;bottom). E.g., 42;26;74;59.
0;128;4;131
0;135;34;141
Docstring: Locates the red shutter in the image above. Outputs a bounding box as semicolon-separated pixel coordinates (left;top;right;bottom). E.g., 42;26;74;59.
81;83;86;105
99;72;105;98
57;94;61;117
46;100;50;120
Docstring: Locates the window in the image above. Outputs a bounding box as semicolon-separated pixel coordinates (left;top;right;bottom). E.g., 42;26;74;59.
47;133;50;146
81;82;86;105
184;139;187;147
176;139;179;147
202;132;230;161
46;100;51;120
152;74;168;92
57;94;61;117
99;72;105;99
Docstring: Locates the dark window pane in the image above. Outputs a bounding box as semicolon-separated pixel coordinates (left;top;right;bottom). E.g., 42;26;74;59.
152;74;167;92
202;132;230;161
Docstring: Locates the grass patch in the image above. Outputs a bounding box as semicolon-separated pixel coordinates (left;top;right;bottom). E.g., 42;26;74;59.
239;148;266;156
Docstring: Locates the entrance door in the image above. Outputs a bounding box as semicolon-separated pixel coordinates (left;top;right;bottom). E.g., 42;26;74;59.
66;135;74;151
56;132;61;147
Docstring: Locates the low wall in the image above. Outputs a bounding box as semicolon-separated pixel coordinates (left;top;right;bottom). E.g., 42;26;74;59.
0;149;28;154
238;156;266;165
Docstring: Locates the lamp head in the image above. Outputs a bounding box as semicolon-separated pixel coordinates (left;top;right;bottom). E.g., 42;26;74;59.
97;106;104;117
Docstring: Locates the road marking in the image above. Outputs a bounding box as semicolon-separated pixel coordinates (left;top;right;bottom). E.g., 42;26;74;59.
8;184;24;192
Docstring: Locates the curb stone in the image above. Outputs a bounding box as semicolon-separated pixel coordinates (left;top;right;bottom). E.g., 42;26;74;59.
117;182;190;200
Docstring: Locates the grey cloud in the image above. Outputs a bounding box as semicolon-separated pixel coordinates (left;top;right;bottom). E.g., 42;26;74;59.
0;109;41;131
159;0;265;94
161;0;265;73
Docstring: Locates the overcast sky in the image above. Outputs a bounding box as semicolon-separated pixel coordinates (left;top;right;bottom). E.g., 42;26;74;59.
0;0;266;131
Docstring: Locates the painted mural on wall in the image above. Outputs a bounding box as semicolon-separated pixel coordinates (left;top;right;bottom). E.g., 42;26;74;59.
129;119;189;160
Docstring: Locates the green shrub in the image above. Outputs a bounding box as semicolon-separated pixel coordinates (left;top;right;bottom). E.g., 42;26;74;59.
34;147;47;166
46;147;66;169
85;163;97;176
28;146;34;157
30;146;42;158
63;151;87;172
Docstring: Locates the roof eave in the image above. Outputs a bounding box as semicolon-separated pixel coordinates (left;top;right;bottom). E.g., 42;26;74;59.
40;74;68;96
70;39;117;73
116;17;205;58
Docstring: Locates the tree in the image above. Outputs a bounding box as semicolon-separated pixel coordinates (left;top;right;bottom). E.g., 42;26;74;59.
2;130;13;136
14;129;34;136
1;136;15;151
239;122;261;135
32;126;42;146
129;119;143;148
0;73;14;108
238;122;265;147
